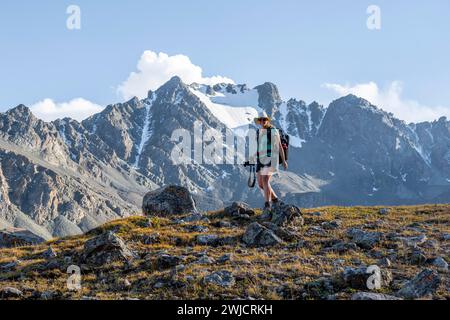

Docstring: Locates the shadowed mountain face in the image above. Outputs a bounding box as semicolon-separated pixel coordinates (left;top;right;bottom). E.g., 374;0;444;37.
0;77;449;237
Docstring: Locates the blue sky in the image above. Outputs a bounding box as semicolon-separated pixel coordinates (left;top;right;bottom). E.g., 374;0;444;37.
1;0;449;122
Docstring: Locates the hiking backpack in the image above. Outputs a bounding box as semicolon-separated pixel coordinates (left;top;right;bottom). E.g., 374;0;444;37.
256;127;290;164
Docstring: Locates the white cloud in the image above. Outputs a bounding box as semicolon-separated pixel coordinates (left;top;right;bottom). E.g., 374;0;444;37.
30;98;103;122
118;51;234;100
323;81;450;123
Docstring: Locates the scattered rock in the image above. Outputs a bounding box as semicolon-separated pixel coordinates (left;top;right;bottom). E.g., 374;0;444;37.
322;241;358;253
142;185;197;217
396;234;428;248
215;221;232;228
0;260;20;271
346;228;382;249
81;231;137;265
351;292;402;300
307;226;327;236
224;202;255;218
321;220;342;230
378;257;392;267
269;202;304;227
378;208;390;215
397;269;441;299
184;225;209;233
441;233;450;241
303;277;335;299
0;228;46;248
203;270;235;287
408;249;428;265
196;234;219;246
430;257;448;272
0;287;23;299
194;255;215;265
141;233;160;245
261;222;298;241
176;213;208;224
339;266;392;290
43;246;57;259
217;253;233;264
156;254;183;270
242;222;283;247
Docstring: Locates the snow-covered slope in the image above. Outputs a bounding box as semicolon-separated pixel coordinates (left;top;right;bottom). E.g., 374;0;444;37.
189;84;261;132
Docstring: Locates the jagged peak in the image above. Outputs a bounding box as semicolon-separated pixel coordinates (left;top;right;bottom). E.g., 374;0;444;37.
5;104;37;121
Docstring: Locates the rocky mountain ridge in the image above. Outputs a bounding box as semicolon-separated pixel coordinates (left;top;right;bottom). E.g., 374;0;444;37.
0;76;449;238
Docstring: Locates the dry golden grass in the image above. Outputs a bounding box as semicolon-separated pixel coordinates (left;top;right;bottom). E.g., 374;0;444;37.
0;204;448;300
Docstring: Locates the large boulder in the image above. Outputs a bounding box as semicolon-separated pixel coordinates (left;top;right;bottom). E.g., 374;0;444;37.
81;231;137;265
0;228;46;248
242;222;283;247
142;185;197;217
397;269;441;299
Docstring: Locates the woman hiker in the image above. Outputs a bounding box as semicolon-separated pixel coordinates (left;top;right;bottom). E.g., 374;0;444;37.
252;111;288;212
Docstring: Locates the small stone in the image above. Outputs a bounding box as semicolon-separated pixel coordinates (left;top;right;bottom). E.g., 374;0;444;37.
242;222;283;247
346;228;382;249
217;221;232;228
185;225;209;233
307;226;327;236
408;249;428;265
352;292;402;300
0;287;23;299
378;257;392;267
323;241;358;253
195;255;215;265
224;202;255;217
196;234;219;246
378;208;390;215
141;233;160;245
156;254;183;270
397;234;428;248
217;253;233;264
203;270;235;287
397;269;441;299
321;220;342;230
430;257;448;272
43;246;57;259
340;266;392;290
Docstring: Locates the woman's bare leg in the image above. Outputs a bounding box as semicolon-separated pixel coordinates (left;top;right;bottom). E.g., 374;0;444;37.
262;175;272;203
257;173;264;195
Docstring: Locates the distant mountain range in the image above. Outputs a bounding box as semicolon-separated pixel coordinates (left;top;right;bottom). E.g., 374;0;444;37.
1;76;449;238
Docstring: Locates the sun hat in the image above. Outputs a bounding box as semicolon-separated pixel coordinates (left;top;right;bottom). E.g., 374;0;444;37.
254;111;271;124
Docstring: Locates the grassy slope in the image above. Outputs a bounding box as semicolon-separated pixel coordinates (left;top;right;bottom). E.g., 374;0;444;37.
0;205;449;300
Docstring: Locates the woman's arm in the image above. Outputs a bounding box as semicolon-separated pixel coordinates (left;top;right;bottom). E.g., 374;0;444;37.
275;130;288;169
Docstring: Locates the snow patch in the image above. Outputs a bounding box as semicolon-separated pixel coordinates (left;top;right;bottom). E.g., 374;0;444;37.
134;96;156;168
189;87;261;130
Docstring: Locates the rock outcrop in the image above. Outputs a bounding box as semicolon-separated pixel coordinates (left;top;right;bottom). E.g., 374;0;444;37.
0;228;46;248
81;231;137;265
